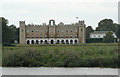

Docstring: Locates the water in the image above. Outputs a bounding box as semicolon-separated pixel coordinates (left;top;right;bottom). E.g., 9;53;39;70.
2;67;118;75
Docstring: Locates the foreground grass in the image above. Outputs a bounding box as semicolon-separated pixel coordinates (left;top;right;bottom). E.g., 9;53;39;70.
2;43;120;67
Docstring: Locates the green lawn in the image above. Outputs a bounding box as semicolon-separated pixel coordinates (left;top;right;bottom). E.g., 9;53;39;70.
2;43;120;67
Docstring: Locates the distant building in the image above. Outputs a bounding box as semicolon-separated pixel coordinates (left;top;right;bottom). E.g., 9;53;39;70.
20;19;86;44
90;31;117;38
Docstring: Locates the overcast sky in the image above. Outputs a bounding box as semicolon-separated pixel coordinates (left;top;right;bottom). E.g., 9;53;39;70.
0;0;119;29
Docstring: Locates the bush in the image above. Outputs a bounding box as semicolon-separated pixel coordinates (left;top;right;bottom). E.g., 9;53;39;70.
2;44;119;67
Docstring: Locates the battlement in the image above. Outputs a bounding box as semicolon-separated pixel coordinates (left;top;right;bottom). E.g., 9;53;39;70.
19;21;25;27
19;21;25;23
78;20;85;24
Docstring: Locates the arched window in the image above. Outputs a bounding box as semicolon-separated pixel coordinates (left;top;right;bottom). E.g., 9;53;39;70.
27;40;30;44
36;40;39;44
74;40;77;44
31;40;34;44
70;40;73;44
44;40;48;44
51;40;54;44
56;40;60;44
61;40;64;44
40;40;43;44
66;40;69;44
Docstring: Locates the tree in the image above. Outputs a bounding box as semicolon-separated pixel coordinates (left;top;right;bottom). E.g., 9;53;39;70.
1;17;13;44
9;25;19;43
86;26;94;39
1;17;19;45
103;32;115;43
96;19;117;32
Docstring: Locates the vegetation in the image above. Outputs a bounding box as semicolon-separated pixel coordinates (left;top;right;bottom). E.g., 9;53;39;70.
86;19;120;43
2;43;119;68
86;26;94;39
103;32;115;43
1;17;19;45
96;19;117;32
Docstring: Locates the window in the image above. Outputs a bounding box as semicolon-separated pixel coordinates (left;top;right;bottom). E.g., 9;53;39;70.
61;35;63;38
75;35;77;38
51;35;53;38
32;30;34;32
58;30;59;32
40;30;42;33
45;35;47;38
66;35;68;38
36;35;38;38
27;36;30;38
45;30;47;33
32;35;34;38
36;30;38;32
66;30;68;32
40;35;43;38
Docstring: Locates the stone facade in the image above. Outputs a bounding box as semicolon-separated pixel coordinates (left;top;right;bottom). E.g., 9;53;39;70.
20;19;86;44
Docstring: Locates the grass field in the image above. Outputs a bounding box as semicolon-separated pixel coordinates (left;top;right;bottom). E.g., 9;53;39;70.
2;43;120;67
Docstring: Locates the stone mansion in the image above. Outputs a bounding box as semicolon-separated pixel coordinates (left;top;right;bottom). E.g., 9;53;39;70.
20;19;86;44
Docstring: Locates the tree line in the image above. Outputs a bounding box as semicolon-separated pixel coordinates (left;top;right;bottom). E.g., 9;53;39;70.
86;19;120;43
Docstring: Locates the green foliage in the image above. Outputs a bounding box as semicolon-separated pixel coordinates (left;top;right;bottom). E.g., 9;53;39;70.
1;17;12;44
103;32;115;43
1;17;19;45
2;44;119;68
86;26;94;39
9;25;19;43
96;19;117;32
86;38;103;43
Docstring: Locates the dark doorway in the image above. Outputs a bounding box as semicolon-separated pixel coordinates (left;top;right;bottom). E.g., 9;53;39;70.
51;40;54;44
36;40;39;44
70;40;73;44
31;40;34;44
74;40;77;44
44;40;48;44
66;40;69;44
56;40;60;44
27;40;30;44
61;40;65;44
40;40;43;44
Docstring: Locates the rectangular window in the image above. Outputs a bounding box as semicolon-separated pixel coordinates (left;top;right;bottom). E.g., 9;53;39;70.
36;30;38;32
40;35;43;38
45;35;47;38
